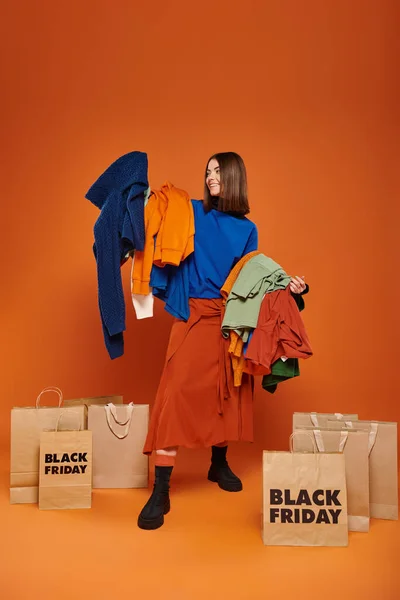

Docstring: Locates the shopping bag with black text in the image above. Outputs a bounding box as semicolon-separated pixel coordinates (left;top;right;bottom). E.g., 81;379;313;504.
263;433;348;546
39;412;92;510
10;387;85;504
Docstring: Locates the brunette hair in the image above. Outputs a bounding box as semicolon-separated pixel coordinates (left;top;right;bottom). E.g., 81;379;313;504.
203;152;250;215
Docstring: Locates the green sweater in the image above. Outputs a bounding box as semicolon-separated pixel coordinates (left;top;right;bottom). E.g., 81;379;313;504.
221;254;291;342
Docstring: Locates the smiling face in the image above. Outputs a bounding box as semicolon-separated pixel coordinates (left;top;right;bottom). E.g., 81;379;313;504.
206;158;221;196
203;152;249;215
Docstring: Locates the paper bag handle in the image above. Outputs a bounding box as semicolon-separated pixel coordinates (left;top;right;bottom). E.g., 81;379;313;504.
311;412;351;426
104;403;134;440
36;387;63;409
55;409;82;432
289;431;317;453
334;413;355;428
107;402;133;426
312;429;349;453
368;422;378;455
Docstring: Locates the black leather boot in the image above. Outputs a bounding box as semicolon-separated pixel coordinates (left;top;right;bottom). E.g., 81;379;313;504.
207;445;243;492
137;465;173;530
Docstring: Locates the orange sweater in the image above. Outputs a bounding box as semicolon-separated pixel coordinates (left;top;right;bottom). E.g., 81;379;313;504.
132;182;195;295
221;250;261;386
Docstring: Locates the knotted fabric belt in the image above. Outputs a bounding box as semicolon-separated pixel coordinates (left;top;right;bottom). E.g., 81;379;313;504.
166;298;235;415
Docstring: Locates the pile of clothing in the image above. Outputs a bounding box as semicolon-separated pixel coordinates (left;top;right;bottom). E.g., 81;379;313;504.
221;252;313;393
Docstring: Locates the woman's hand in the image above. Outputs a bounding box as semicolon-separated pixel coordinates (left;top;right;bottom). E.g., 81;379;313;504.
289;275;306;294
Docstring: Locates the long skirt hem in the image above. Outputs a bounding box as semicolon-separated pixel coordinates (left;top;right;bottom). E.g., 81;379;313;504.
143;298;255;455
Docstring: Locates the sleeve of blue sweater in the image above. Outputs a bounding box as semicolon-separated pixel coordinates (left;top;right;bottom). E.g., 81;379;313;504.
93;190;126;338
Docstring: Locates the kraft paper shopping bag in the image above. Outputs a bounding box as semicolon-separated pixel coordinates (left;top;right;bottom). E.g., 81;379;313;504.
293;427;370;532
293;412;358;430
10;387;85;504
64;395;123;427
327;419;398;520
263;433;348;546
39;412;92;510
88;402;149;489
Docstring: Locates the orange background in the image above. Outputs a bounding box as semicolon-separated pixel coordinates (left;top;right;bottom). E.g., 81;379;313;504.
1;1;399;598
1;0;398;451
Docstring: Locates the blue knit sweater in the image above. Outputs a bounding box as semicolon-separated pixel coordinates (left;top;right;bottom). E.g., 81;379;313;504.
86;151;148;359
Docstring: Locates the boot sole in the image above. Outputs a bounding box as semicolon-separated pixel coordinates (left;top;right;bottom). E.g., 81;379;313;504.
137;505;170;530
137;514;164;530
208;475;243;492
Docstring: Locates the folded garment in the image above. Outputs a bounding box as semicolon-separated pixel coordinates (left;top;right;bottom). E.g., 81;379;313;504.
222;254;291;342
220;251;262;302
262;358;300;394
245;286;312;376
220;251;262;385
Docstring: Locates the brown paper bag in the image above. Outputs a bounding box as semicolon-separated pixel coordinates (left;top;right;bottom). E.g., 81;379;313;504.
64;395;123;427
10;387;85;504
88;402;149;489
39;412;92;510
293;412;358;430
327;419;398;520
263;433;348;546
293;427;370;532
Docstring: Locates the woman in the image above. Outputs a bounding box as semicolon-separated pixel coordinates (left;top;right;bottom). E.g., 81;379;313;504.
138;152;306;530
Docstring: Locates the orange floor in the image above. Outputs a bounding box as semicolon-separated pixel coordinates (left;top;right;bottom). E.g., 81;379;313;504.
1;447;399;600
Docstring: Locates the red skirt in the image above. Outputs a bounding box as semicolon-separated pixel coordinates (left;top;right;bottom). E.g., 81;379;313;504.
143;298;254;454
